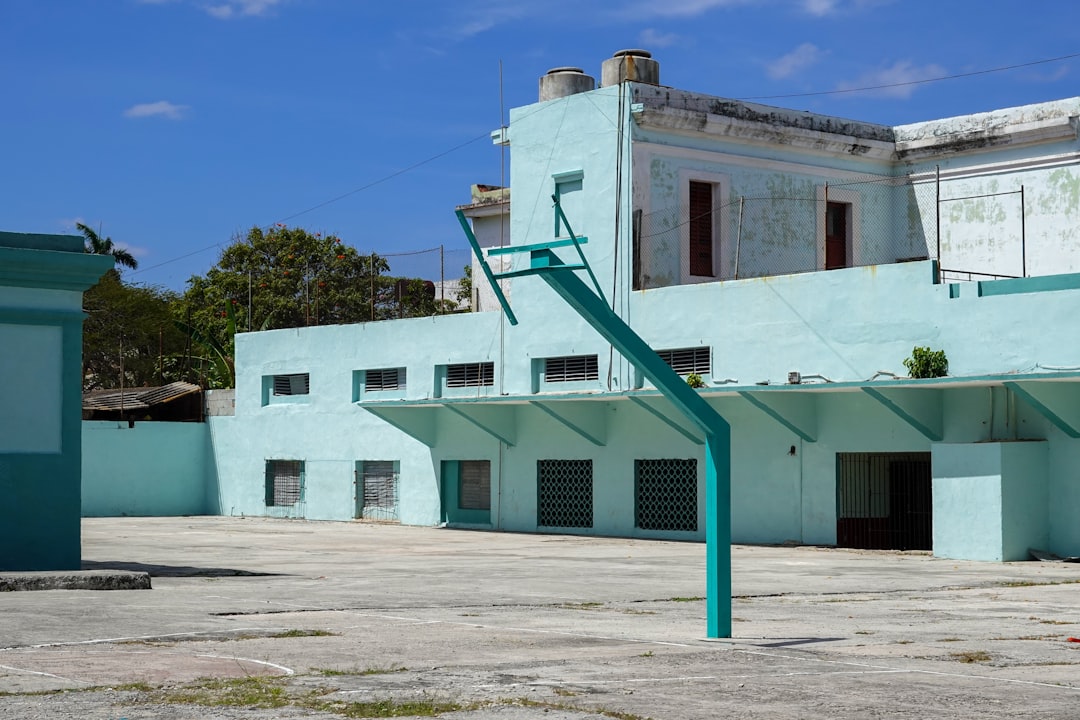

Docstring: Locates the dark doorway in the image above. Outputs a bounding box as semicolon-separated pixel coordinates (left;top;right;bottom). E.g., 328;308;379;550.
836;452;932;550
825;202;849;270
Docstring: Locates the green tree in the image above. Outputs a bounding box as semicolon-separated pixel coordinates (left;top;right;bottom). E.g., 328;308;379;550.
82;273;194;390
176;225;390;342
456;264;472;307
77;222;138;270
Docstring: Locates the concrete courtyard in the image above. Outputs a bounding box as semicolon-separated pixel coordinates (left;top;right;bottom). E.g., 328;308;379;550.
1;516;1079;719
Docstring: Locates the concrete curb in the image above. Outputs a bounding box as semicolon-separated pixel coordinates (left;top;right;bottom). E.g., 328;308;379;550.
0;570;151;592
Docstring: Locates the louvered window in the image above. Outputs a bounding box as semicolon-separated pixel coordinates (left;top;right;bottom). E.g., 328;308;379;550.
446;362;494;388
459;460;491;511
366;368;405;392
272;373;309;396
544;355;599;383
265;460;303;506
656;347;710;376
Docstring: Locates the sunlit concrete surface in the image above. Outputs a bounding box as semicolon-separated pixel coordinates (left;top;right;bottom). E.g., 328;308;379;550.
1;516;1078;719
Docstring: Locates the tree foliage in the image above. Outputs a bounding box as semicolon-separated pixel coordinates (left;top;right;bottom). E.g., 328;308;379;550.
78;222;138;270
82;272;193;390
175;224;453;342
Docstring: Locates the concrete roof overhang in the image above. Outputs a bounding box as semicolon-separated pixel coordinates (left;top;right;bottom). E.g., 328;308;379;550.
357;371;1080;448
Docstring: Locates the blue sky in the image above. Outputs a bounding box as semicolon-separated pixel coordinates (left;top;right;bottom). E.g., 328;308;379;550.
3;0;1077;290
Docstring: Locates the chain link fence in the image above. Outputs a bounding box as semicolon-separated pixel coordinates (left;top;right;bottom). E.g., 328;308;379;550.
633;171;1028;290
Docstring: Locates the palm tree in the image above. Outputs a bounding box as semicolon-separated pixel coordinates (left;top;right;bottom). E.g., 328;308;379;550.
77;222;138;270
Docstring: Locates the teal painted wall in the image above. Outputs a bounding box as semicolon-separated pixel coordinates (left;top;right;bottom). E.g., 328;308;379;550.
81;421;210;517
932;442;1049;561
0;237;111;571
932;443;1007;561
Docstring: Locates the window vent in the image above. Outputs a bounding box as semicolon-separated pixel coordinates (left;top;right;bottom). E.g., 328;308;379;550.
459;460;491;511
446;362;494;388
537;459;593;528
544;355;599;383
635;458;697;532
273;373;310;396
366;368;405;392
657;347;710;376
265;460;303;506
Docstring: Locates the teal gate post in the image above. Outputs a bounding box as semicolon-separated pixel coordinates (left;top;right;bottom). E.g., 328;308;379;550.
457;203;733;638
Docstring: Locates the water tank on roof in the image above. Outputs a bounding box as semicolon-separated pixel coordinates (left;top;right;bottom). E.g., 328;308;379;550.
539;67;596;102
601;49;660;87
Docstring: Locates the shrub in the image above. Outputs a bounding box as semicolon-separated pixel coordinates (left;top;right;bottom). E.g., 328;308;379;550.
903;346;948;379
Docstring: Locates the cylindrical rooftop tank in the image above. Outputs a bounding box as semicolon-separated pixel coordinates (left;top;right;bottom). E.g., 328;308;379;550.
600;49;660;87
539;67;597;102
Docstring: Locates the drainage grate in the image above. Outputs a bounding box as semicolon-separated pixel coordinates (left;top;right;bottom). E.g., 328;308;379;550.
635;458;697;532
537;459;593;528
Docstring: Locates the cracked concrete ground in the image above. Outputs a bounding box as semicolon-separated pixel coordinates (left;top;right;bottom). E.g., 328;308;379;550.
1;516;1079;719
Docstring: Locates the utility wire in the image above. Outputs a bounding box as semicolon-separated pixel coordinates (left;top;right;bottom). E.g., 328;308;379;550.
740;51;1080;101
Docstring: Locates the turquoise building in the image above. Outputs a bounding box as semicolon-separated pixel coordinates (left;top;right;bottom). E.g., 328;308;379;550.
1;232;112;570
94;51;1080;563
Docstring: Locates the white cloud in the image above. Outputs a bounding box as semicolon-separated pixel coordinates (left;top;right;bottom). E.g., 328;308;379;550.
639;28;681;48
766;43;825;79
835;60;947;99
137;0;284;18
450;3;532;39
625;0;750;18
123;101;190;120
802;0;838;15
203;0;284;18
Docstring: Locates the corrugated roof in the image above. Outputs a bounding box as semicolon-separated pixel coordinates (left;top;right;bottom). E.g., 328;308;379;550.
83;382;201;411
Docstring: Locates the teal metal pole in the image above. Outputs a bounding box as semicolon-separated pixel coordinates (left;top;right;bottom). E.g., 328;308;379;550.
706;432;731;638
529;248;732;638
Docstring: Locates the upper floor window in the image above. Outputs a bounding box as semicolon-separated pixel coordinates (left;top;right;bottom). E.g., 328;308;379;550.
446;362;494;388
273;373;309;396
688;181;715;277
657;347;711;376
544;355;599;383
263;373;310;405
366;368;405;392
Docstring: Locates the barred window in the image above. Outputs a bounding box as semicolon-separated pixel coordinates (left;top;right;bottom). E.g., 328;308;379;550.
265;460;304;506
537;459;593;528
358;460;398;521
635;459;697;532
366;368;405;392
544;355;599;383
446;362;494;388
459;460;491;511
656;347;710;376
272;373;310;396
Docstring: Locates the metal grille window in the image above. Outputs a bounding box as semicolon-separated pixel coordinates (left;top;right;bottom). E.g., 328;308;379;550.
446;362;494;388
459;460;491;511
358;460;399;521
544;355;599;383
265;460;303;506
635;459;698;532
366;368;405;392
836;452;932;551
537;459;593;528
656;347;711;376
273;373;310;396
